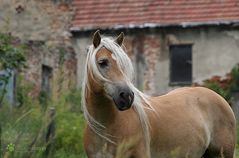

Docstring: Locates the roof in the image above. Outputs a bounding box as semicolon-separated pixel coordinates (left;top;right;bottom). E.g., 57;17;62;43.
71;0;239;31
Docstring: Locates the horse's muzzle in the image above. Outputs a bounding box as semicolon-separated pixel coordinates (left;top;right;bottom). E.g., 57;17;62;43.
112;86;134;111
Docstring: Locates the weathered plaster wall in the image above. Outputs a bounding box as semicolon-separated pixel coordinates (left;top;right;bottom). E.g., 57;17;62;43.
0;0;74;45
153;27;239;94
24;42;76;100
74;27;239;95
0;0;77;98
162;27;239;91
72;37;90;88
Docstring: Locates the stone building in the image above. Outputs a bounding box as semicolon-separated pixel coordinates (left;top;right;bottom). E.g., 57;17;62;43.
0;0;77;102
71;0;239;95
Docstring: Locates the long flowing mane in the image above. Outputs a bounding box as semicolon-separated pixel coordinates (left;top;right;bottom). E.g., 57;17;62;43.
82;37;153;152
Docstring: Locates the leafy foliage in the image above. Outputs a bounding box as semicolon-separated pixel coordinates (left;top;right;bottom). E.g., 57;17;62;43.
199;64;239;104
0;33;26;105
0;33;26;70
54;111;85;157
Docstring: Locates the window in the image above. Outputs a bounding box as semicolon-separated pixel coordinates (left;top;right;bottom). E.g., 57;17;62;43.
41;65;53;100
169;44;192;85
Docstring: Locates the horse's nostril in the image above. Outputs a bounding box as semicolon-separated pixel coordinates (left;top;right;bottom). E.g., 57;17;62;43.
120;92;125;98
120;101;125;105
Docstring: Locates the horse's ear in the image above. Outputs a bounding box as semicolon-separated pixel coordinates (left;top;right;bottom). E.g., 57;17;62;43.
93;30;101;48
115;32;124;46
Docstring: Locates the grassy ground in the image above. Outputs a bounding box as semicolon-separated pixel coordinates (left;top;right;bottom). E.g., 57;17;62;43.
236;146;239;158
0;109;87;158
0;88;87;158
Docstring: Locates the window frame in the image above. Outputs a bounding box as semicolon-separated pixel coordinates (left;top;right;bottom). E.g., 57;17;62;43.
169;44;193;86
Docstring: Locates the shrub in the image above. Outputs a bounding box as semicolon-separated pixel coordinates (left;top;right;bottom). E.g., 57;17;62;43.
53;88;86;157
200;64;239;104
54;111;86;157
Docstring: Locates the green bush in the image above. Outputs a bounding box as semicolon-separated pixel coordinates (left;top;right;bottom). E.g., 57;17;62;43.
201;64;239;104
65;88;82;113
54;112;86;157
53;88;86;157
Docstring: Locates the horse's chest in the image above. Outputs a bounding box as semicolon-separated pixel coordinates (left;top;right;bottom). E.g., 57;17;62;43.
92;151;114;158
88;145;115;158
85;136;116;158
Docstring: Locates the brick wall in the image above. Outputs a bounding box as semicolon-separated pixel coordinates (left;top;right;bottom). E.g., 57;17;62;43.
0;0;77;98
23;42;76;100
0;0;74;44
125;35;161;95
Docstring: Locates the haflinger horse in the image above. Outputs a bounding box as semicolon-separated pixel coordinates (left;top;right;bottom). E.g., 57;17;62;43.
82;30;236;158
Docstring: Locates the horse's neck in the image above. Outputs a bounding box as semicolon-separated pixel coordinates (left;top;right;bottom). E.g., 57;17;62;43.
86;90;119;126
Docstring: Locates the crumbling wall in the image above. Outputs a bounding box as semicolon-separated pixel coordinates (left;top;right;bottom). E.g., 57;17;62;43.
74;27;239;95
142;36;160;95
0;0;77;98
124;34;160;95
24;42;76;100
0;0;74;45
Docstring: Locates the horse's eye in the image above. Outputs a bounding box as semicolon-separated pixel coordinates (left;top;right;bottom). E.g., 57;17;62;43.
98;59;109;68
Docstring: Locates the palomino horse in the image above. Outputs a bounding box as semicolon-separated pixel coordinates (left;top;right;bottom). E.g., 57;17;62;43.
82;30;236;158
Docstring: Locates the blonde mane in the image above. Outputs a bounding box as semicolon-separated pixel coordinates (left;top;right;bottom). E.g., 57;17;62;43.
82;37;153;155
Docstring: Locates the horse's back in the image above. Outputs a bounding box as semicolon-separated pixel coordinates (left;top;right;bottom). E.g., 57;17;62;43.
165;87;235;125
149;87;236;158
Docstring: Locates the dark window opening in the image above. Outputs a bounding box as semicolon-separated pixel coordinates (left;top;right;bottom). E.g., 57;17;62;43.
40;65;53;103
169;44;192;85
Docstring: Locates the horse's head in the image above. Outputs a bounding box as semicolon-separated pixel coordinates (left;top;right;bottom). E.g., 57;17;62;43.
88;30;134;111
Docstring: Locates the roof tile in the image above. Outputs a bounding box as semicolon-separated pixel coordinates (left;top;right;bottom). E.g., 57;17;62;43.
71;0;239;30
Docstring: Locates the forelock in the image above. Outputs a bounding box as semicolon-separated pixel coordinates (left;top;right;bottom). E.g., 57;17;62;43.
87;37;134;82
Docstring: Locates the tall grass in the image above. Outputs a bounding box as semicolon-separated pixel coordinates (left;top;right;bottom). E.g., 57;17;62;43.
0;86;87;158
